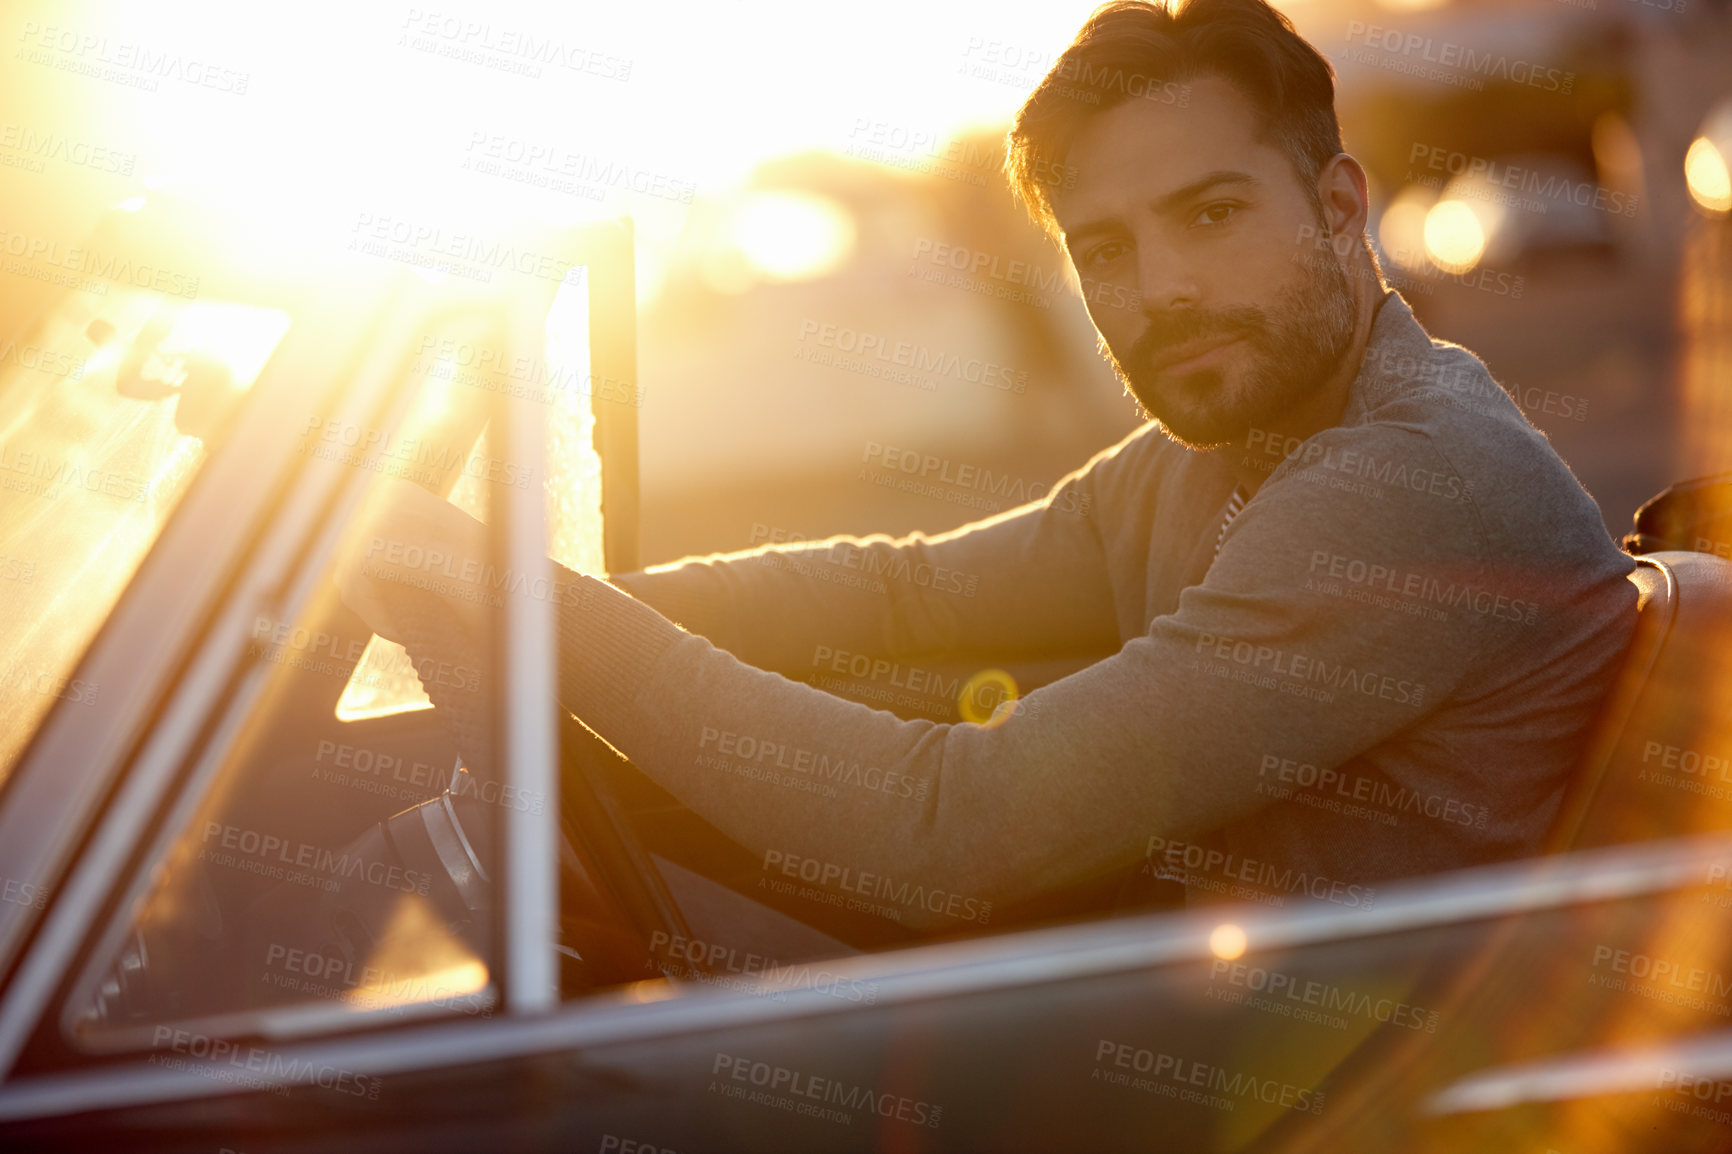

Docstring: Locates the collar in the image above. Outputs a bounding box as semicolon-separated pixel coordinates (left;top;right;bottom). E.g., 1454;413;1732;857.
1340;289;1436;427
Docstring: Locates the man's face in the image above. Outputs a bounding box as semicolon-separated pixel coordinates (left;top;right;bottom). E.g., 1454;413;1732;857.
1054;75;1358;449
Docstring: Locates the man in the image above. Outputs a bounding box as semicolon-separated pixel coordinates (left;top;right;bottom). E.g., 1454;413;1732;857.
340;0;1636;922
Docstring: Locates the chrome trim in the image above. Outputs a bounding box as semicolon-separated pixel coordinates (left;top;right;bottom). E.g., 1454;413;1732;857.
438;791;489;884
424;794;490;911
5;831;1732;1122
499;305;558;1014
1426;1030;1732;1116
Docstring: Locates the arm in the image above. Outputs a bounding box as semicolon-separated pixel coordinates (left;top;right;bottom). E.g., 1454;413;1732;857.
555;428;1516;918
342;425;1565;927
612;440;1129;671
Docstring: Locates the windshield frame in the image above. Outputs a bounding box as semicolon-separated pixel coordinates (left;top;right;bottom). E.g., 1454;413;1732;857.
0;260;417;1021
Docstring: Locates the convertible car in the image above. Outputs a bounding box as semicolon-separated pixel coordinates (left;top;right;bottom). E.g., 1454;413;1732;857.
1;201;1731;1153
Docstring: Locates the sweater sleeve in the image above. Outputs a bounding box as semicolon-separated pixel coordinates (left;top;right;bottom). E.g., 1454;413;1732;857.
552;426;1514;924
611;451;1122;671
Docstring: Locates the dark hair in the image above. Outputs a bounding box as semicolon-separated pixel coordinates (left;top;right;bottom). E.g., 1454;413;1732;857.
1006;0;1344;241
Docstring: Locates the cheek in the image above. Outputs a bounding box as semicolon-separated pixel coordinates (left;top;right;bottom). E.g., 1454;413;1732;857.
1270;216;1334;282
1226;248;1317;321
1220;200;1303;254
1085;300;1139;353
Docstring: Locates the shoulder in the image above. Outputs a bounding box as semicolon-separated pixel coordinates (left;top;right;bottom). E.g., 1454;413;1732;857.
1241;421;1488;568
1354;333;1618;569
1238;356;1627;601
1057;418;1191;504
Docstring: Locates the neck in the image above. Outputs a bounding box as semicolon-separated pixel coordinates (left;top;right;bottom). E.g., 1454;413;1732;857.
1229;278;1385;496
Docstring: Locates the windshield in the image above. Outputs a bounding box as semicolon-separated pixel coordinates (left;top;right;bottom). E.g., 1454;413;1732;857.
0;286;290;788
57;273;621;1049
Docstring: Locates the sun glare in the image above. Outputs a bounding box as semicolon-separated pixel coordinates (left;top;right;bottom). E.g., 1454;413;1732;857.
156;302;294;390
729;191;857;283
48;0;1112;302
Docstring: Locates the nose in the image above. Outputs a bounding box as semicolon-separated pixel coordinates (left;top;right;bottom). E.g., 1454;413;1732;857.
1136;237;1200;315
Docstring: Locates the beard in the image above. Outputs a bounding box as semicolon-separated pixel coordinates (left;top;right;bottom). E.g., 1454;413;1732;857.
1103;242;1359;450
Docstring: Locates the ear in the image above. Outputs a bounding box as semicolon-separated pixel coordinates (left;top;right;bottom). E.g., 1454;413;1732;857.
1315;153;1371;242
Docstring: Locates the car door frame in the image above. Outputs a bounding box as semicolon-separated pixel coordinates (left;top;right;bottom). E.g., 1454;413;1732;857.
5;825;1732;1132
0;211;632;1069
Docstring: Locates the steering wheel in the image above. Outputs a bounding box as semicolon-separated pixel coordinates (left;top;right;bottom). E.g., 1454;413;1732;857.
363;568;703;993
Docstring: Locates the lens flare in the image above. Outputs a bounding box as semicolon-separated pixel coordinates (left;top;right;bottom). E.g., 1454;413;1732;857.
1210;924;1248;960
960;667;1020;726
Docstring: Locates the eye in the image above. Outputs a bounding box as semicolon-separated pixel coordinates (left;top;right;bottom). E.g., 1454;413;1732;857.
1192;201;1240;228
1081;240;1131;268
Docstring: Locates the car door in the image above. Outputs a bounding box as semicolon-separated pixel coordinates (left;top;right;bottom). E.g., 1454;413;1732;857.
14;830;1732;1153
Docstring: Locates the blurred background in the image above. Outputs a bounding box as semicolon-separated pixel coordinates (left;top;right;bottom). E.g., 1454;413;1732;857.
2;0;1731;565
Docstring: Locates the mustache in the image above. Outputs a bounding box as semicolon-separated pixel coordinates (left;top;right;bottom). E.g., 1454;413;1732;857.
1126;307;1269;370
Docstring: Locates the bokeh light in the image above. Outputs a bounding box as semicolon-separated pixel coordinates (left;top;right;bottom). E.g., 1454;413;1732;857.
1423;199;1488;275
1686;137;1732;215
1378;186;1437;273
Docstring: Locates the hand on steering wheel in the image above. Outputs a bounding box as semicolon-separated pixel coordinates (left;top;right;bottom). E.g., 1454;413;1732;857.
333;478;491;646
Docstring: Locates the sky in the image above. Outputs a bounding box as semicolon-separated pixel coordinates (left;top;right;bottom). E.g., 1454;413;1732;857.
12;0;1373;296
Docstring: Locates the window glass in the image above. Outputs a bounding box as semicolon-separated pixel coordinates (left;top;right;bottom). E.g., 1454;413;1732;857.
63;277;605;1050
0;289;288;788
334;274;602;723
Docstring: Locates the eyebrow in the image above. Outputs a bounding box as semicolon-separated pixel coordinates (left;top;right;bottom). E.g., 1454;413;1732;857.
1063;170;1263;244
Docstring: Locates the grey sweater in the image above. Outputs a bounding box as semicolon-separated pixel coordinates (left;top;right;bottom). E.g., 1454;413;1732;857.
492;293;1636;922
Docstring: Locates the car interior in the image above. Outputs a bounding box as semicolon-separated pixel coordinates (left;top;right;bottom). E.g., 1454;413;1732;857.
32;212;945;1066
